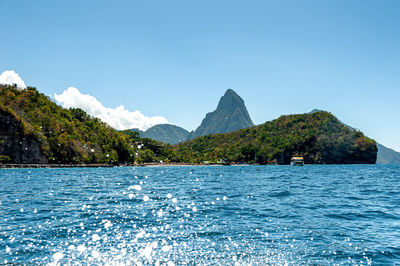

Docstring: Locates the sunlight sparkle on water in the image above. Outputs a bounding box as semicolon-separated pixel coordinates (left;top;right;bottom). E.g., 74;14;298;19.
0;166;398;264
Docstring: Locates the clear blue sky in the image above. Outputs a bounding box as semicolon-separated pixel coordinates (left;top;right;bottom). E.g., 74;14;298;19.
1;0;399;151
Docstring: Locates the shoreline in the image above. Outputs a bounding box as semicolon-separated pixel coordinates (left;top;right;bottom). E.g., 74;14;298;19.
0;163;383;169
0;162;237;169
0;163;116;169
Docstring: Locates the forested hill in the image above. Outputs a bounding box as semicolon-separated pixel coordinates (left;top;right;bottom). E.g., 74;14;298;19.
174;111;378;165
0;85;171;164
310;109;400;164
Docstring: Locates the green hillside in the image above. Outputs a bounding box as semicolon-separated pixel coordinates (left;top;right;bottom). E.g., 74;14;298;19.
173;111;377;164
0;85;378;166
0;85;170;164
310;109;400;164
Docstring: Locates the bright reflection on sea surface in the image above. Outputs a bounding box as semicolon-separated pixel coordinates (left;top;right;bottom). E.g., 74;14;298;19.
0;165;400;264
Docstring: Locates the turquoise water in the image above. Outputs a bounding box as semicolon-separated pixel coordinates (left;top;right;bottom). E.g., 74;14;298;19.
0;165;399;264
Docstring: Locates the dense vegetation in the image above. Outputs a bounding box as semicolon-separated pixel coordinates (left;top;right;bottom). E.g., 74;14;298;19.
0;85;377;165
0;85;172;164
173;111;377;164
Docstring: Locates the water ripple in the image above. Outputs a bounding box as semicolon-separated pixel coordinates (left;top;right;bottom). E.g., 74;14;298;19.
0;165;399;264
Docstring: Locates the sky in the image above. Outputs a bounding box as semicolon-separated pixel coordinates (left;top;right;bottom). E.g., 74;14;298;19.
0;0;399;151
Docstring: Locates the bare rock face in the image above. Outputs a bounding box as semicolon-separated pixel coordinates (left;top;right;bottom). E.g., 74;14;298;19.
0;109;48;164
187;89;254;140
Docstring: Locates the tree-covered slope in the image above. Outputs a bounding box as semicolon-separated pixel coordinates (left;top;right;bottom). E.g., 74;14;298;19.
174;111;377;165
0;85;171;164
0;85;379;166
311;109;400;164
187;89;254;140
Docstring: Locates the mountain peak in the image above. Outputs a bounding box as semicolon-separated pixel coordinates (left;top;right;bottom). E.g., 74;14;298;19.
187;89;254;140
224;88;238;97
217;89;245;112
309;109;323;114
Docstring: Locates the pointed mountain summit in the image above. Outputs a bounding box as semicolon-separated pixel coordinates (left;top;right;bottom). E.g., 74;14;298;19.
187;89;254;140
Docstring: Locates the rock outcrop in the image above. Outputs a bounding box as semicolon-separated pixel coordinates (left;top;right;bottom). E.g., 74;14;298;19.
0;109;47;163
187;89;254;140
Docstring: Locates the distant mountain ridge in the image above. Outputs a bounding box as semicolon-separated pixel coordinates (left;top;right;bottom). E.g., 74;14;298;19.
377;143;400;164
142;124;189;144
187;89;254;140
130;124;189;144
130;89;254;144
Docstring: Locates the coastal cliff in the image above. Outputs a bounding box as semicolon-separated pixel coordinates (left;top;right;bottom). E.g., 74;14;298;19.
0;108;47;163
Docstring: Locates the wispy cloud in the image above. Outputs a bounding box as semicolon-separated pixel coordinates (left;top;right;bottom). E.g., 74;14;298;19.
54;87;168;131
0;70;26;89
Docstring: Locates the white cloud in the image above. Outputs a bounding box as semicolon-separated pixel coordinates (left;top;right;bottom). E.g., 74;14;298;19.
54;87;168;131
0;70;26;89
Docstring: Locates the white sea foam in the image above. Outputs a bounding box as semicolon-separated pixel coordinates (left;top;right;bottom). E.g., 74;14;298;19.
92;250;100;258
129;185;142;191
52;252;64;261
77;244;86;253
104;220;113;229
92;234;100;242
161;245;171;252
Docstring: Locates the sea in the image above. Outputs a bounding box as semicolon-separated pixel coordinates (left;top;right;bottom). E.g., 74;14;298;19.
0;165;399;265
